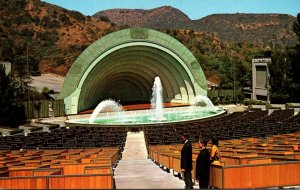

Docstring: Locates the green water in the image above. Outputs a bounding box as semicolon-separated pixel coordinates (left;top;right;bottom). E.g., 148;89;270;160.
71;108;225;125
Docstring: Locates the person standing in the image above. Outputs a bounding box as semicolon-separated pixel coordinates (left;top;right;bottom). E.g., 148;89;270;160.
181;134;193;189
210;137;221;165
196;139;211;189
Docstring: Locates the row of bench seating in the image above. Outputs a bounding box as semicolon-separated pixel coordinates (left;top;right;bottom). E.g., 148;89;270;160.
0;148;119;189
144;109;300;146
0;126;127;150
149;132;300;188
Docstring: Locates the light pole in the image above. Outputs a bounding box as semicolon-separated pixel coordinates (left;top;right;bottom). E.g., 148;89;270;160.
233;61;236;103
26;42;30;101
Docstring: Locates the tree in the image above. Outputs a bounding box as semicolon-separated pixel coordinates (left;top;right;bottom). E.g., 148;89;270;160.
290;13;300;101
269;50;293;103
285;46;300;102
293;13;300;42
218;56;234;89
268;12;300;103
0;65;13;106
0;65;25;127
0;38;14;62
217;55;251;102
13;56;34;102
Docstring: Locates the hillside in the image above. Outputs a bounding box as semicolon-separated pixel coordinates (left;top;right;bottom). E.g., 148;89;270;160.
0;0;117;75
94;7;297;46
93;6;193;29
195;14;297;45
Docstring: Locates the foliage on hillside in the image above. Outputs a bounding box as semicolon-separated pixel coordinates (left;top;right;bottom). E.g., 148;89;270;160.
195;14;297;46
0;0;117;76
94;7;297;46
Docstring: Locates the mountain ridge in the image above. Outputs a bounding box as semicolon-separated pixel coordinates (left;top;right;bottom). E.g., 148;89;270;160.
94;6;297;45
94;6;193;29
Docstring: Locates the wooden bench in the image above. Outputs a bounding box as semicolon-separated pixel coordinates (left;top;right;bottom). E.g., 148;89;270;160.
0;176;48;189
0;172;114;189
33;168;62;176
8;166;51;177
48;173;114;189
210;161;300;189
246;157;272;164
50;163;111;175
221;154;259;166
158;151;180;170
84;166;113;178
172;155;181;174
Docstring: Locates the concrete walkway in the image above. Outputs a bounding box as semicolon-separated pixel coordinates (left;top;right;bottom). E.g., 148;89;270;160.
114;131;186;189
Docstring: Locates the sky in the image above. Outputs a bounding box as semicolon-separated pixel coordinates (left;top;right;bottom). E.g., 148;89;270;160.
42;0;300;20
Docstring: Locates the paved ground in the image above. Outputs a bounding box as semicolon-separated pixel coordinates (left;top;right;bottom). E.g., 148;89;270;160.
221;104;247;113
30;74;64;92
40;116;68;127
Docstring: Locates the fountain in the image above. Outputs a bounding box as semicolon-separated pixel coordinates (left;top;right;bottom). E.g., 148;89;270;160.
88;99;123;124
194;95;218;113
150;76;165;121
66;77;225;126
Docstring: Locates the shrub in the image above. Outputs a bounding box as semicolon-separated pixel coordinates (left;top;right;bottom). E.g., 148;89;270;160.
41;16;60;28
54;56;65;66
99;15;110;23
36;30;59;45
241;99;267;106
87;27;96;36
59;14;72;25
14;13;33;25
20;28;34;37
86;15;92;21
32;16;40;25
70;10;86;22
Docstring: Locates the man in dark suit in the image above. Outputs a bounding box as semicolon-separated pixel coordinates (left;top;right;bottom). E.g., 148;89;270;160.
196;139;211;189
181;134;193;189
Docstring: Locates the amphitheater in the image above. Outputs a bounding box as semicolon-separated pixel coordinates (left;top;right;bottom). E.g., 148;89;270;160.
0;28;300;189
0;107;300;189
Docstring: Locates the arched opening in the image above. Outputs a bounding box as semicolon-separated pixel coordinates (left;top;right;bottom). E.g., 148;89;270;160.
60;28;207;114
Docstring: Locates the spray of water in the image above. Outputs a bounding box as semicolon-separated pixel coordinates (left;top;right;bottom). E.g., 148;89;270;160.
88;99;123;123
194;95;217;112
150;76;164;120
